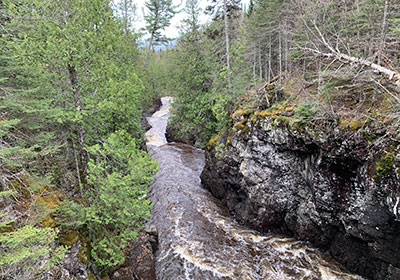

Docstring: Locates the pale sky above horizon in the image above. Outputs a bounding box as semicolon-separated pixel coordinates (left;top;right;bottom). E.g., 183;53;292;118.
134;0;250;39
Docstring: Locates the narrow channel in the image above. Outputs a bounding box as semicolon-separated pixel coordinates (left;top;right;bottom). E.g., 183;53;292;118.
145;97;362;280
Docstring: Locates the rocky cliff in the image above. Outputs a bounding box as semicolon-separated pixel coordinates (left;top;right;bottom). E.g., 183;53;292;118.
201;82;400;280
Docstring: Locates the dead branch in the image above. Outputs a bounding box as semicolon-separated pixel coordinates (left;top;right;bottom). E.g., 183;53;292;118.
305;21;400;82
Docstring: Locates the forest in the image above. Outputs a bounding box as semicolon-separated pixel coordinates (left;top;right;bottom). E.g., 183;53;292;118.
1;0;399;279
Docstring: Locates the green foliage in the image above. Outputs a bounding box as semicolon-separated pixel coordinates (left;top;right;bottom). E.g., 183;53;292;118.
0;0;64;194
374;146;397;183
165;13;242;146
59;131;157;268
294;101;318;122
158;0;251;146
211;93;234;129
2;0;157;274
0;224;66;267
392;18;400;34
144;0;178;46
0;189;67;279
146;51;175;96
6;0;147;147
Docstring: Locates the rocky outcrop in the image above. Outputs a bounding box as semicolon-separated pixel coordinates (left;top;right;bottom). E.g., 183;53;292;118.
141;98;163;133
57;241;88;280
111;224;158;280
166;124;198;146
41;240;88;280
47;225;157;280
201;112;400;279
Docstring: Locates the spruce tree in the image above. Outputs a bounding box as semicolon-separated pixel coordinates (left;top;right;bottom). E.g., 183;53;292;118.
143;0;178;66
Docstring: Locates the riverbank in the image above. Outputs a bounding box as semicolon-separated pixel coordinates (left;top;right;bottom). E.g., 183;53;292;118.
147;97;362;279
201;80;400;279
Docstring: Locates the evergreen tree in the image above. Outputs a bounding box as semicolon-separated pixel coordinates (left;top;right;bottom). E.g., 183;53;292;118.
166;2;222;146
2;0;157;272
114;0;136;34
59;131;157;267
143;0;178;66
182;0;201;33
0;7;67;277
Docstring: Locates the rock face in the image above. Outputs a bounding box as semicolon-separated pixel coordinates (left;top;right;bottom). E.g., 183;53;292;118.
201;116;400;280
165;124;197;146
129;225;158;280
112;224;158;280
58;241;88;280
41;241;88;280
141;98;163;133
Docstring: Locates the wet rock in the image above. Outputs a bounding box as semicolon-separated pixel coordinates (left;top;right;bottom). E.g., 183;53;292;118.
201;117;400;280
165;124;197;146
130;225;158;280
141;98;163;133
53;241;88;280
112;224;158;280
111;268;131;280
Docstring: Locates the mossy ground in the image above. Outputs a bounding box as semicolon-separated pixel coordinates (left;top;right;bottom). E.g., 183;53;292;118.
373;145;399;183
58;230;80;247
7;178;66;229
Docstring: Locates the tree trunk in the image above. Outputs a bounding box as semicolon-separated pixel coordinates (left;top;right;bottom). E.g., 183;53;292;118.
223;0;232;90
308;21;400;81
305;47;400;81
252;43;256;80
268;33;272;81
278;28;282;84
123;0;128;35
379;0;389;64
144;32;154;67
258;37;262;79
68;63;88;182
284;22;288;74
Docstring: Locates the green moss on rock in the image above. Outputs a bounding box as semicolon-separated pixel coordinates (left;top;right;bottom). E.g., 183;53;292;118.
226;129;234;146
348;119;364;130
58;230;79;247
234;118;249;135
206;134;220;150
374;146;397;183
78;233;90;264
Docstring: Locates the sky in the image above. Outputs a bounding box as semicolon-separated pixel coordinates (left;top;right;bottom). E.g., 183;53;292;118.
134;0;250;39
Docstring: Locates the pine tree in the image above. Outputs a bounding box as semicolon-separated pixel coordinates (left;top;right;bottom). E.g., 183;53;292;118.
205;0;241;91
143;0;178;66
182;0;201;33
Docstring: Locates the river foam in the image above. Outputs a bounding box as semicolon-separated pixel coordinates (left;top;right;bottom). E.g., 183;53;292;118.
145;97;362;280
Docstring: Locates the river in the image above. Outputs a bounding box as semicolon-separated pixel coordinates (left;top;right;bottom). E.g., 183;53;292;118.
145;97;362;280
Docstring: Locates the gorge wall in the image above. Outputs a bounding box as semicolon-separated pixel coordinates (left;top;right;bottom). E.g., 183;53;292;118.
201;87;400;280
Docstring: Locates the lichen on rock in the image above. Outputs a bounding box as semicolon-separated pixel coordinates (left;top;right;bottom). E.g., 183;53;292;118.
201;82;400;280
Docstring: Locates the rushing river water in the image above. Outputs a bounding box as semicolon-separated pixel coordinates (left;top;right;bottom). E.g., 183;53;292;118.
145;97;362;280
